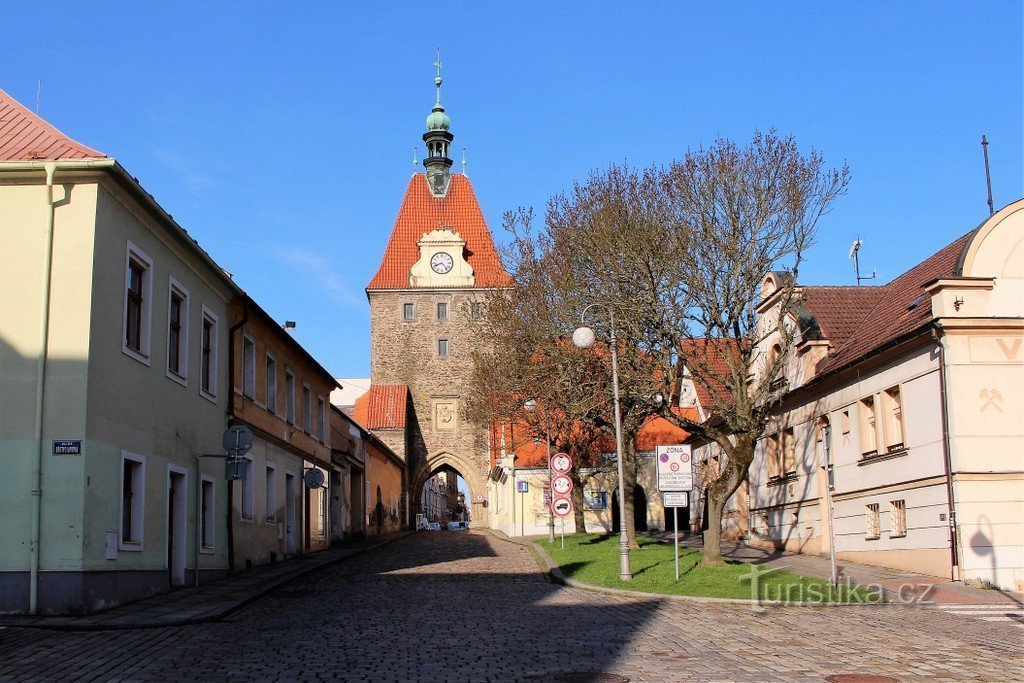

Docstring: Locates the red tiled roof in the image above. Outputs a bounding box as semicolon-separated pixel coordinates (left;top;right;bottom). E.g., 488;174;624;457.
0;88;106;161
800;286;886;347
352;385;408;430
680;338;738;412
367;173;513;290
812;232;973;377
636;407;700;451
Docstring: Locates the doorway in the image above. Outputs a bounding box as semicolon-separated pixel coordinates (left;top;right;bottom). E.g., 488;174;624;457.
167;469;187;586
285;472;298;555
611;484;650;533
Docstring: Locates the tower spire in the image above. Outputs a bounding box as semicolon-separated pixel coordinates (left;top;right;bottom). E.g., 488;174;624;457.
423;49;454;198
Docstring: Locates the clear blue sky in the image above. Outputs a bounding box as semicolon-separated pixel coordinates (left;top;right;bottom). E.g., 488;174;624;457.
6;3;1021;377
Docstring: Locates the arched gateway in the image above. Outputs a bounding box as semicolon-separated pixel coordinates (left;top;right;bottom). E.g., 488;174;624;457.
360;58;512;528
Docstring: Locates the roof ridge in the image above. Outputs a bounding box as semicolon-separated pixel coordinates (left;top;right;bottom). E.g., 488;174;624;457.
0;88;106;161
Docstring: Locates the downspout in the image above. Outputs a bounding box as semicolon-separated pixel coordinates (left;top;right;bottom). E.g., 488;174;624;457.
932;326;961;580
13;158;113;615
226;298;249;574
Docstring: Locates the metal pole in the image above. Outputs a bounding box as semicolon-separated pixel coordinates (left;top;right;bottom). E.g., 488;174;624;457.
560;516;565;550
823;425;838;586
608;306;632;581
982;135;994;216
547;420;555;543
674;506;679;581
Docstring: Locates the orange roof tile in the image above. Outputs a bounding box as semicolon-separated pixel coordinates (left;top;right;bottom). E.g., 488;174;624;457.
0;88;106;161
367;173;513;290
352;385;408;430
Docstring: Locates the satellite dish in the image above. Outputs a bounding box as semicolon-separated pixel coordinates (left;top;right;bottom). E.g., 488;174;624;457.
303;468;325;489
223;425;253;457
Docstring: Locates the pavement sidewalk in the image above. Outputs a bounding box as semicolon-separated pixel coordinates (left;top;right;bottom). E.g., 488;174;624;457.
0;532;412;631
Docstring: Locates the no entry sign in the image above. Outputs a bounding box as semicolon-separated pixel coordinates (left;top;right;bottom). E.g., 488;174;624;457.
656;444;693;492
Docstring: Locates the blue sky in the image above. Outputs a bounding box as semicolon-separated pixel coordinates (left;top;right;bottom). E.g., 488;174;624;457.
5;3;1021;377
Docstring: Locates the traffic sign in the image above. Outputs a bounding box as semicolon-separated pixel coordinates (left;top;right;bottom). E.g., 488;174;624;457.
223;425;254;458
551;453;572;474
662;491;689;507
552;496;573;517
551;474;573;496
516;480;529;493
656;444;693;492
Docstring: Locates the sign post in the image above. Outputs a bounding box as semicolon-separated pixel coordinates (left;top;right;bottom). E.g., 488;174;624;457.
657;444;693;582
551;453;573;549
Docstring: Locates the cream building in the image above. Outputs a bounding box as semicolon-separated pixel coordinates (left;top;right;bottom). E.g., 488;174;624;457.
700;201;1024;591
0;89;238;613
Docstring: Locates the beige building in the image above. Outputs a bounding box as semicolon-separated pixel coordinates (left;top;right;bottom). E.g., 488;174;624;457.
0;89;238;613
700;201;1024;591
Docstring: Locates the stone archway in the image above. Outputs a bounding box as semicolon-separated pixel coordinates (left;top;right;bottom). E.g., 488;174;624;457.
411;450;487;528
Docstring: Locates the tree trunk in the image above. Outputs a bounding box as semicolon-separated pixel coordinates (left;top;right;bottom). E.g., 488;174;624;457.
701;491;727;567
571;472;587;534
620;441;640;549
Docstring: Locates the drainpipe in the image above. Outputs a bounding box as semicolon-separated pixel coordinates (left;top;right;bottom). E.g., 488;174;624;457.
225;299;249;574
21;158;114;615
932;326;961;581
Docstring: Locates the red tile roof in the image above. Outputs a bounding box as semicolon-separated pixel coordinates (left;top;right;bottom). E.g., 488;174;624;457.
367;173;513;290
799;286;886;348
0;88;106;161
680;338;739;412
811;232;974;377
352;385;408;430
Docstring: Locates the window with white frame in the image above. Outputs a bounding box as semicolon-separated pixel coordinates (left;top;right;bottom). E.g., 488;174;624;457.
438;338;449;358
882;386;904;451
859;396;877;456
241;457;254;519
437;302;448;320
317;395;325;442
302;383;312;433
123;242;153;362
120;452;146;549
266;353;277;414
890;499;907;537
265;464;277;522
865;503;880;540
200;476;215;550
242;334;256;399
285;369;296;424
166;278;189;381
200;308;218;398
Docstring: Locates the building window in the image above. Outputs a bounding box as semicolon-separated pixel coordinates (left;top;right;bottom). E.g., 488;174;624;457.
470;301;483;320
865;503;880;540
317;396;325;442
302;383;312;433
120;452;146;550
242;334;256;399
438;339;449;358
266;353;277;414
840;409;851;436
766;433;781;479
882;386;904;451
166;279;189;381
285;369;296;424
859;396;877;456
318;484;328;539
782;427;796;475
241;457;254;519
265;464;277;522
890;499;907;537
200;476;215;550
200;308;218;398
403;303;414;321
123;242;153;363
437;302;448;320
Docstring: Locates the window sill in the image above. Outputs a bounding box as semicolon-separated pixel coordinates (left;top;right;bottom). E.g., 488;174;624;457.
200;389;218;404
166;369;188;387
240;515;255;524
890;533;906;539
865;535;880;541
118;541;144;552
858;448;908;466
199;545;215;555
766;473;798;487
121;345;151;367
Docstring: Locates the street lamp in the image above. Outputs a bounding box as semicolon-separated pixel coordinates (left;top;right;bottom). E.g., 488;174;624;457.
524;398;556;543
573;304;632;582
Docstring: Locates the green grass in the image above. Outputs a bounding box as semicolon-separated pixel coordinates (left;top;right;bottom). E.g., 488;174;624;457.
539;534;880;603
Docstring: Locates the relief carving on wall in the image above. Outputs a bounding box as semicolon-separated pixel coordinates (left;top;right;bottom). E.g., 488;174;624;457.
435;401;457;431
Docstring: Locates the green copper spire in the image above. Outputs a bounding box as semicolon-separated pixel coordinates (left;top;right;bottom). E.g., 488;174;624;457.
423;49;454;197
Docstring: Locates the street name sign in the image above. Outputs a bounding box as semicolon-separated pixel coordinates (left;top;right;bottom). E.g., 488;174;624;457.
662;491;689;507
656;444;693;492
52;440;81;455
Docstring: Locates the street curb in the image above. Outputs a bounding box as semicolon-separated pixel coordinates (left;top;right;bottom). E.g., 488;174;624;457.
0;531;414;631
528;541;890;608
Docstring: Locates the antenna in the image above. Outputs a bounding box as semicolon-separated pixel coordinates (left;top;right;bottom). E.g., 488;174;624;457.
849;237;876;286
982;135;994;216
35;79;41;114
413;146;418;169
462;147;467;176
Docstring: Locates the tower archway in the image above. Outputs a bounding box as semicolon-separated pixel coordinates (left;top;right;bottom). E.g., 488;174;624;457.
412;450;487;528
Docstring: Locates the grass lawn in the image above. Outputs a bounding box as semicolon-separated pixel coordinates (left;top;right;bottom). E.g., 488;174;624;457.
539;534;880;603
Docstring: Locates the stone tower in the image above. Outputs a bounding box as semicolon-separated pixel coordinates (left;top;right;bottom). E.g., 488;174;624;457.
363;57;512;526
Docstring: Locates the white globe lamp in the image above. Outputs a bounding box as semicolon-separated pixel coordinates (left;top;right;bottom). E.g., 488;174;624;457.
572;326;596;349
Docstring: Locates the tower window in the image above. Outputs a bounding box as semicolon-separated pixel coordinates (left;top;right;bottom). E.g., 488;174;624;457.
437;302;448;320
438;339;449;358
403;303;414;321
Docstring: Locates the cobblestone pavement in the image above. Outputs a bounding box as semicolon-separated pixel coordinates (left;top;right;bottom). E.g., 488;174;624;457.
1;532;1021;682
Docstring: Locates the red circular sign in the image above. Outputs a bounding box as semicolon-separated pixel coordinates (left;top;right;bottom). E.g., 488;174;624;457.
551;453;573;474
552;496;573;517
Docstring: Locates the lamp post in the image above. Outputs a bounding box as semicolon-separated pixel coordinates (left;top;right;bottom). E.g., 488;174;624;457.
573;304;632;581
525;399;556;543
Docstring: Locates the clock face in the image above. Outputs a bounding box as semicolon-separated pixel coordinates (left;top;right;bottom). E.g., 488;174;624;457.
430;251;454;274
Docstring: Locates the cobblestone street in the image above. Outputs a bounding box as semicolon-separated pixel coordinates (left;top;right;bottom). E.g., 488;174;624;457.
1;532;1021;682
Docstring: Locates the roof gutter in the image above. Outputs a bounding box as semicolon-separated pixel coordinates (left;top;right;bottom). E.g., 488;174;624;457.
19;158;114;615
931;325;961;580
